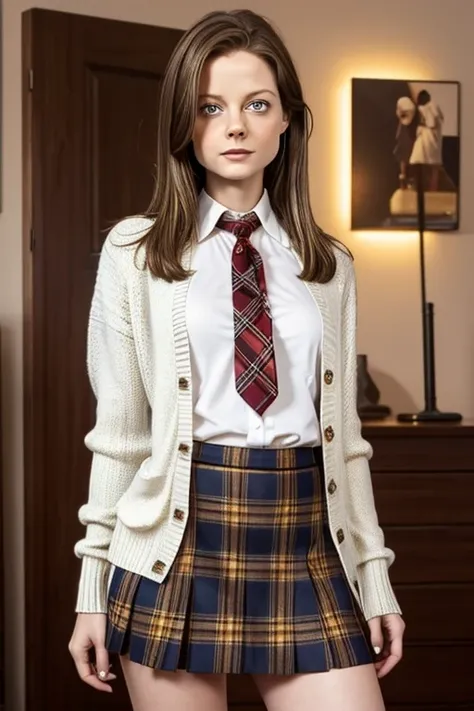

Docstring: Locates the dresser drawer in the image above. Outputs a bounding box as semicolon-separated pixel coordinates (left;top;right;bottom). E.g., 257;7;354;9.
372;471;474;525
363;422;473;472
395;584;474;641
384;525;474;583
380;645;473;704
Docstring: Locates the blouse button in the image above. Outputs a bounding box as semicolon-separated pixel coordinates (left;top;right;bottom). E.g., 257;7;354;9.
324;369;334;385
324;426;335;442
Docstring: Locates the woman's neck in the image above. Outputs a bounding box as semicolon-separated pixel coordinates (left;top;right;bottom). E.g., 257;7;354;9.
204;174;264;213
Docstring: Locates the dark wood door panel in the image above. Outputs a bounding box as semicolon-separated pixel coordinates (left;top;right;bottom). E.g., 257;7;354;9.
395;584;474;641
23;9;182;711
385;526;474;583
373;471;474;525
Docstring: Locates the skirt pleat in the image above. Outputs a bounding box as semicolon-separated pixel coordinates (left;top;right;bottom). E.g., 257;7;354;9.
106;441;374;674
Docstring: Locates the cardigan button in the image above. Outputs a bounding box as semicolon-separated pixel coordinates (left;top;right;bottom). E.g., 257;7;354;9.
178;377;189;390
152;560;166;574
324;426;335;442
336;528;345;544
324;369;334;385
173;508;185;522
327;479;337;495
178;442;190;454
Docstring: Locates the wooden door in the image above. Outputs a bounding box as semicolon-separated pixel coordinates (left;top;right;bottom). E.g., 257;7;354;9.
22;10;183;710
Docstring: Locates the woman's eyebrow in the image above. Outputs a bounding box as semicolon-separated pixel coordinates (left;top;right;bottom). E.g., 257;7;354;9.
198;89;277;101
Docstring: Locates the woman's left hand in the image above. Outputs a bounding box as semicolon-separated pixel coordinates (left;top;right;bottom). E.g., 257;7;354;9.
367;614;405;678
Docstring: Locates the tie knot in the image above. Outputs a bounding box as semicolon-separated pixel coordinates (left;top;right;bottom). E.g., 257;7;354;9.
216;211;261;239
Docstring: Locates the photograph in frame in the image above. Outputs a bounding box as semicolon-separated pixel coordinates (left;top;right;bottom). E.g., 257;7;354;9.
351;79;460;231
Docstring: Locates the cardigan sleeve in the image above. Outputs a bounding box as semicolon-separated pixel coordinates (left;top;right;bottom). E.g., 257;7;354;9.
74;234;152;613
341;259;402;619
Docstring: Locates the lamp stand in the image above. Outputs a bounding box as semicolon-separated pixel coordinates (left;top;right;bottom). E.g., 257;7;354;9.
397;163;462;423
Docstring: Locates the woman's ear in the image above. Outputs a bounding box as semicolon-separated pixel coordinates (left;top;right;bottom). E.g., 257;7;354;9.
281;116;290;134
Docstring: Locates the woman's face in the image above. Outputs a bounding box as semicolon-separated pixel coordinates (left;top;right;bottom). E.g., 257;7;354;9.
192;50;288;191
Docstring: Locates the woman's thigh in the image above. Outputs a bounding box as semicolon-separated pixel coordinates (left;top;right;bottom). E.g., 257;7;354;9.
253;664;385;711
120;656;228;711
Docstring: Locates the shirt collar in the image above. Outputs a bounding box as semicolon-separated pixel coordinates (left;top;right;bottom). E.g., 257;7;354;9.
197;189;290;247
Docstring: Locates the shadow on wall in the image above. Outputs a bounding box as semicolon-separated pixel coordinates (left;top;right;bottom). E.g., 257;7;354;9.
370;368;419;416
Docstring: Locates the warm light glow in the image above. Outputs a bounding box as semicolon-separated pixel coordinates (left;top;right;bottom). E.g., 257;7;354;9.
354;230;418;245
334;57;430;241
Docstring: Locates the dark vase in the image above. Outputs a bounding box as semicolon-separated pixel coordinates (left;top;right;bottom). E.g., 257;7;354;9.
356;354;391;420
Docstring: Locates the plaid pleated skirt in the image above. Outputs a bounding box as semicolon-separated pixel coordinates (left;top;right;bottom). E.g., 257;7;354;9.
106;441;374;675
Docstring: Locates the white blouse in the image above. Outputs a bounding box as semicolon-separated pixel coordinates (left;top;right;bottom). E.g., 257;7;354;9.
186;189;323;448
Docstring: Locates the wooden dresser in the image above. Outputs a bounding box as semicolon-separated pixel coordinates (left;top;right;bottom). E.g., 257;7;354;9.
227;420;474;711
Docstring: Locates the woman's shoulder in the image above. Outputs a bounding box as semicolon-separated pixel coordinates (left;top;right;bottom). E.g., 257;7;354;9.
102;215;154;271
107;216;154;248
326;238;355;293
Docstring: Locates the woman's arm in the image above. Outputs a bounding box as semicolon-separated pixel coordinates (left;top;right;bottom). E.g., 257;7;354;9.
341;258;402;620
74;232;152;613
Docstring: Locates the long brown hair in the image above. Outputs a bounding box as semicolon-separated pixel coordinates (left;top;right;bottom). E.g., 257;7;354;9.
133;9;347;282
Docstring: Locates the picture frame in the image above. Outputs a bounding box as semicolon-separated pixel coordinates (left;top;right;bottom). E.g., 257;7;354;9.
351;78;461;231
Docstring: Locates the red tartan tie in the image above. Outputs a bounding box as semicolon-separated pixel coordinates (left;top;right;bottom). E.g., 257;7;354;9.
216;210;278;416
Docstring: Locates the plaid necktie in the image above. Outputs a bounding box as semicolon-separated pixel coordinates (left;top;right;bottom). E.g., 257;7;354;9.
216;210;278;416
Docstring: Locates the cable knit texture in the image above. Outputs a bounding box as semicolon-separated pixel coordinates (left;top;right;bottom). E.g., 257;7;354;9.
74;217;402;621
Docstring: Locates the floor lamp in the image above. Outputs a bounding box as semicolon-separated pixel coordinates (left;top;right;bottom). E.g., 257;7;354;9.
397;163;462;423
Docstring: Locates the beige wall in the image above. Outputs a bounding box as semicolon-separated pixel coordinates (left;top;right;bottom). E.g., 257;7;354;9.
2;0;473;708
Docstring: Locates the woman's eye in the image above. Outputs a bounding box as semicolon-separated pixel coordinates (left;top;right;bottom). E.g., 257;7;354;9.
200;104;221;116
249;100;269;112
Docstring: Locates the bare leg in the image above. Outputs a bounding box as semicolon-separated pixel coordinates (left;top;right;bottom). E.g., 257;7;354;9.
399;161;407;188
121;656;228;711
253;664;385;711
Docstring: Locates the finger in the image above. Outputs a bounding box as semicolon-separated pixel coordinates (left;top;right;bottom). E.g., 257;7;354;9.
367;617;384;656
95;644;114;684
376;633;403;679
72;647;113;693
376;651;401;678
71;646;94;685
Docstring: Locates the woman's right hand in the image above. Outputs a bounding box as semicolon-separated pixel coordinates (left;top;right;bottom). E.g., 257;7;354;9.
68;613;117;692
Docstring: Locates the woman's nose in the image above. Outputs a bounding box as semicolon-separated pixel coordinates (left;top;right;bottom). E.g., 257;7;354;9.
227;126;246;138
226;114;247;138
227;127;246;137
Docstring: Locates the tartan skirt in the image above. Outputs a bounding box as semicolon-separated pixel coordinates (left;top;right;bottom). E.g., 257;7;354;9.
106;441;374;675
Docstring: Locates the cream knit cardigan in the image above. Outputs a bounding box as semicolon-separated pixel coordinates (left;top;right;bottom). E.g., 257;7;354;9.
74;217;402;621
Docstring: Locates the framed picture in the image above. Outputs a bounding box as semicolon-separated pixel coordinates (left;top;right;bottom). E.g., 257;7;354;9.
351;79;461;231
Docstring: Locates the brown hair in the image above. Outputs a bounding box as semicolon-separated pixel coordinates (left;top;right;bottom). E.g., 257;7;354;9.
133;9;347;282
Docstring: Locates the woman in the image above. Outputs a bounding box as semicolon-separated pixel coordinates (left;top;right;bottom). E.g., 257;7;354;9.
393;96;418;189
409;89;444;191
68;9;404;711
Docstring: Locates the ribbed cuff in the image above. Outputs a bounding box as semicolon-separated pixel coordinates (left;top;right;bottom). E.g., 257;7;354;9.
75;557;110;613
358;558;402;620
